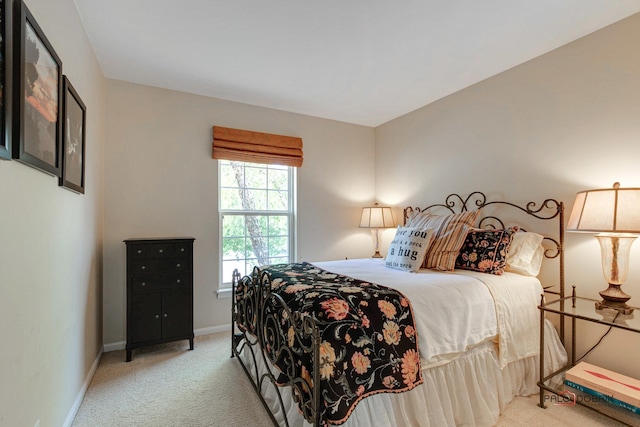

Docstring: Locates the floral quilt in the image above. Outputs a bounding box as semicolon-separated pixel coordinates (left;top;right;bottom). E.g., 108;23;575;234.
262;262;423;425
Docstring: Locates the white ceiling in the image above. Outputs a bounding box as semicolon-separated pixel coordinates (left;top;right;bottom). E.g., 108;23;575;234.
73;0;640;127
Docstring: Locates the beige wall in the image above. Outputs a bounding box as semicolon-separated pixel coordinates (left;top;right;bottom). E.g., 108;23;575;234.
376;13;640;378
102;80;375;346
0;0;105;426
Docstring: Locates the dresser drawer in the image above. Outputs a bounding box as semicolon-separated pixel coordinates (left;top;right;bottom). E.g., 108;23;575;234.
130;259;190;275
130;243;174;259
174;242;191;256
132;276;190;292
167;275;190;288
132;278;164;292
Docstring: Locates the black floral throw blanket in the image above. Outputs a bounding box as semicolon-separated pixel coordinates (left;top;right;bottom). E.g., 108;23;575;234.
261;262;423;425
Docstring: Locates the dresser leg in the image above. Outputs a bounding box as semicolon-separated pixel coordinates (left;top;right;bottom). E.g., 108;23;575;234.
189;338;194;350
126;349;132;362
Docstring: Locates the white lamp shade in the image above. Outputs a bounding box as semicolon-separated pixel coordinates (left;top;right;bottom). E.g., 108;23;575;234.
567;184;640;233
359;206;395;229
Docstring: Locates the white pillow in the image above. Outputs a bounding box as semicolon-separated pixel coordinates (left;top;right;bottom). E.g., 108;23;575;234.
505;231;545;276
385;227;434;272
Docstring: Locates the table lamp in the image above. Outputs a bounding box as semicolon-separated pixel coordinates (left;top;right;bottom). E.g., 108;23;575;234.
567;183;640;314
359;203;395;258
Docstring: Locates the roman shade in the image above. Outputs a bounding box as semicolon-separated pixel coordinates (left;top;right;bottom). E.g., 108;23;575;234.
212;126;303;167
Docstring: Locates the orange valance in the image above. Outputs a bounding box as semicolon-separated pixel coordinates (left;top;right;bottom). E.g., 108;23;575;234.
212;126;303;167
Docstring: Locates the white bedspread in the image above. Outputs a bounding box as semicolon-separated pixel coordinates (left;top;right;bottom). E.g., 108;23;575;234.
312;258;541;367
458;270;541;367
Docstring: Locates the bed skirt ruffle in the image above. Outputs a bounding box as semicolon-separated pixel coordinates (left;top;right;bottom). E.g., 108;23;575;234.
239;319;567;427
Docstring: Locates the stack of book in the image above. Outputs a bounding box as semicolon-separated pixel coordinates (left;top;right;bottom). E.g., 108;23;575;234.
564;362;640;415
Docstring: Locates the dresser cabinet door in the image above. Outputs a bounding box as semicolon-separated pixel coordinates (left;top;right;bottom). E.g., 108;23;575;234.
162;289;192;339
130;293;162;343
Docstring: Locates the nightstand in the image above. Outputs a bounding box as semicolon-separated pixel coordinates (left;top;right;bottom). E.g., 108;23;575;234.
539;289;640;426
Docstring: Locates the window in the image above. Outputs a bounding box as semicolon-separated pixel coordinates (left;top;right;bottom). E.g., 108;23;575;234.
219;160;295;290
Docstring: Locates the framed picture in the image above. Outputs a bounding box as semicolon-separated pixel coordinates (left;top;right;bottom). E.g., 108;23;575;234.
12;0;62;175
0;0;12;160
59;76;85;193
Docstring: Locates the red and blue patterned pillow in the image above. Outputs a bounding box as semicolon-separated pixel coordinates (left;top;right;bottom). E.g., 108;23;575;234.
455;226;519;275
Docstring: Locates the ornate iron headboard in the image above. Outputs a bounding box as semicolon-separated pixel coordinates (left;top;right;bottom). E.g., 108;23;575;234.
403;191;565;341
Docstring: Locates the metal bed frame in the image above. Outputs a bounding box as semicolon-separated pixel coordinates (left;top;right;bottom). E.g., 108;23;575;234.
231;191;565;427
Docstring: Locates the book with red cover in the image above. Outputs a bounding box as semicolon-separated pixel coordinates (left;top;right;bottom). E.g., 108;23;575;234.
565;362;640;408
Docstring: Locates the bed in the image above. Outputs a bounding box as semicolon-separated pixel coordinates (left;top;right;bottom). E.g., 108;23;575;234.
231;191;568;426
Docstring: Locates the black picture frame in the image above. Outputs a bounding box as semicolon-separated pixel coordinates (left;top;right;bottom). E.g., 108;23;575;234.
59;76;85;194
0;0;13;160
12;0;62;175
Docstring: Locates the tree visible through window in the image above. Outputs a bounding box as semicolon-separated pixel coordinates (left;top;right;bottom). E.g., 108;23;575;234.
219;160;295;286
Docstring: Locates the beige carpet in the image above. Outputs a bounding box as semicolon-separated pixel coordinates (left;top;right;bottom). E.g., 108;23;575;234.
72;332;625;427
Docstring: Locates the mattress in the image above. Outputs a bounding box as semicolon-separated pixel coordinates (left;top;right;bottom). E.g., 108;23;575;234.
314;258;542;366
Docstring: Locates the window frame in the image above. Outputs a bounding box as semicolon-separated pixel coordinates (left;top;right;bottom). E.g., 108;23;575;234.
217;160;297;297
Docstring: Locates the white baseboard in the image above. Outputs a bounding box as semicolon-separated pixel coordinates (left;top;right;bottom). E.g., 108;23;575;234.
102;324;233;352
195;324;231;336
103;340;126;352
63;349;103;427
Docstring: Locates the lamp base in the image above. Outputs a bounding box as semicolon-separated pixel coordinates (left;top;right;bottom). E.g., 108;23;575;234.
370;229;383;258
595;299;634;315
596;284;634;314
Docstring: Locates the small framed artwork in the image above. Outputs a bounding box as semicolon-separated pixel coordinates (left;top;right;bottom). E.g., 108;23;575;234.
0;0;12;160
59;76;86;193
12;0;62;175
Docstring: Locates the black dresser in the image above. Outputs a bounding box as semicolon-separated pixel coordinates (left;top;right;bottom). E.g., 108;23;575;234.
124;237;195;361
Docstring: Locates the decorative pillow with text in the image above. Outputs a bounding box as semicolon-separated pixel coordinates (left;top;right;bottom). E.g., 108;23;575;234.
385;227;434;272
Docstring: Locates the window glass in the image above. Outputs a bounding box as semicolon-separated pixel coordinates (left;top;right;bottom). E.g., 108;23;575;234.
219;160;295;286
